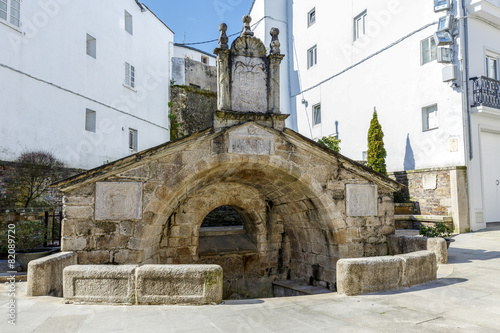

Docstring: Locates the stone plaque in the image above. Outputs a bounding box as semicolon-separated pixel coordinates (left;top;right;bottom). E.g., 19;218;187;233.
95;182;142;220
231;56;267;113
422;174;437;190
228;123;275;155
346;184;378;217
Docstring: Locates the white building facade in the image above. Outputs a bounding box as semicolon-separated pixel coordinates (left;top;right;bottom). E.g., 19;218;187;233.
0;0;174;169
250;0;500;231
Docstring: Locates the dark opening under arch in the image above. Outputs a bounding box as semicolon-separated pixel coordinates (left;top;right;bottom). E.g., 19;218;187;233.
201;205;245;228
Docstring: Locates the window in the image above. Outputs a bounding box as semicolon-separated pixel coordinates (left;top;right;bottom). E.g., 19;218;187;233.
85;109;96;132
307;45;317;69
421;37;437;65
362;151;368;161
308;8;316;27
125;10;133;35
125;62;135;88
86;34;96;58
422;105;438;131
129;128;138;151
486;53;499;80
201;55;208;64
313;104;321;125
0;0;20;27
354;10;367;41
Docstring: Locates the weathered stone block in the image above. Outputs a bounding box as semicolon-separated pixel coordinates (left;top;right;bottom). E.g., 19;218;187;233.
346;184;378;217
63;265;137;304
337;256;403;296
64;206;93;219
27;252;77;297
63;196;94;206
95;182;142;220
396;251;437;287
426;237;448;264
77;250;110;264
61;237;87;251
135;265;223;305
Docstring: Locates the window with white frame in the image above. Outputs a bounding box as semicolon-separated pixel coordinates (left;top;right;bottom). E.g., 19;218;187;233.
313;104;321;126
85;109;96;132
307;45;317;69
422;104;438;131
86;34;96;58
125;62;135;88
125;10;133;35
354;10;367;41
308;8;316;27
0;0;20;27
486;52;499;80
421;37;437;65
129;128;138;151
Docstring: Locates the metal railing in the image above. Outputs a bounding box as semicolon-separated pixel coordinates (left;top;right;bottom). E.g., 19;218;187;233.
470;76;500;109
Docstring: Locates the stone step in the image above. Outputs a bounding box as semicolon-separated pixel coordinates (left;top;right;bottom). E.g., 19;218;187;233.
395;215;453;230
272;280;333;297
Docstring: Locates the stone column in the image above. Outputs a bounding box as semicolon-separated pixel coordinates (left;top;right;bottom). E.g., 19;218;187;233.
268;28;284;114
214;23;231;111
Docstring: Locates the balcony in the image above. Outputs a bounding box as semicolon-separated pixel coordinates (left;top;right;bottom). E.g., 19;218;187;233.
467;0;500;25
470;76;500;114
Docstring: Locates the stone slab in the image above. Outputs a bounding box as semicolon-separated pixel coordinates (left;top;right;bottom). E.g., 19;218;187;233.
227;123;275;155
345;184;377;217
396;250;437;287
135;264;223;305
387;235;448;265
63;265;137;304
27;252;77;297
336;256;403;296
95;182;142;220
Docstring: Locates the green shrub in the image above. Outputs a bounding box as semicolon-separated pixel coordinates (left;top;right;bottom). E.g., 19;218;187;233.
317;136;341;153
0;220;47;253
419;222;452;238
367;108;387;175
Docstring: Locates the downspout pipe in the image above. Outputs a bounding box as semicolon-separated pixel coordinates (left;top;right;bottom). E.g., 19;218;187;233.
461;0;473;160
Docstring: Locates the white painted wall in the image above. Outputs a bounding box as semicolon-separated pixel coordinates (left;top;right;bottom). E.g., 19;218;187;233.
250;0;500;230
174;44;217;66
0;0;174;169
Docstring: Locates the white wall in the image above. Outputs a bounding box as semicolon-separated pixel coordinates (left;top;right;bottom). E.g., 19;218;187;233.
253;0;467;172
174;45;217;66
0;0;174;169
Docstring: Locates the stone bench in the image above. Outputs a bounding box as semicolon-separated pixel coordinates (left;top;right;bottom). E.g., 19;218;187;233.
27;252;77;297
395;215;453;230
336;251;436;296
387;234;448;264
63;264;223;305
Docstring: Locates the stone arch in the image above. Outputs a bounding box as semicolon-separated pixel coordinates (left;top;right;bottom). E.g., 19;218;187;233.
136;154;345;297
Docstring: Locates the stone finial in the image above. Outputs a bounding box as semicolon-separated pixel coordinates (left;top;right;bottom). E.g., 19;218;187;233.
241;15;254;37
218;23;228;49
270;28;280;54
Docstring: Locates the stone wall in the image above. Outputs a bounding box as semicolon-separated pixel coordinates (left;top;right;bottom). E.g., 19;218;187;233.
171;57;217;92
390;166;469;233
169;85;216;140
58;124;400;299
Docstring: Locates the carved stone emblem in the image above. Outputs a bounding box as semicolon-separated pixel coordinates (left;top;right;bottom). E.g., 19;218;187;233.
228;123;275;155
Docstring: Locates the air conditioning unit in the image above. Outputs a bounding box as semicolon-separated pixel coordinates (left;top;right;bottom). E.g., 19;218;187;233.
437;47;453;63
434;0;451;12
442;65;458;82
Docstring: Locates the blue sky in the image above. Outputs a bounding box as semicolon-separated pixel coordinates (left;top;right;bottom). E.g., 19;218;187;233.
141;0;254;54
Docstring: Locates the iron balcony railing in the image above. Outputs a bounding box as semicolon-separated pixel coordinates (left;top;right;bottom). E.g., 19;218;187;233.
470;76;500;109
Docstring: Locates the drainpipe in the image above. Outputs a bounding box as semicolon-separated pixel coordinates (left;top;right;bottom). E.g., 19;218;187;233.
460;0;472;160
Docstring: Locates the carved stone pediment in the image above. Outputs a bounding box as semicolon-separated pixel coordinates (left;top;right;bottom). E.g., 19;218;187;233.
231;36;267;58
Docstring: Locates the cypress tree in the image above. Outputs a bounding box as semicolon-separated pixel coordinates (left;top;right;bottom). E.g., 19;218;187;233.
367;108;387;175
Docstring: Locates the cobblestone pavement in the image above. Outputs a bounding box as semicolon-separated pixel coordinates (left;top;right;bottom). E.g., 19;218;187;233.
1;224;499;333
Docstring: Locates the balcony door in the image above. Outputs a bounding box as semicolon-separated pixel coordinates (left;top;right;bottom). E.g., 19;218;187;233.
486;53;499;80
